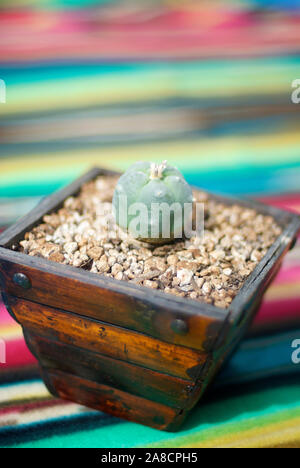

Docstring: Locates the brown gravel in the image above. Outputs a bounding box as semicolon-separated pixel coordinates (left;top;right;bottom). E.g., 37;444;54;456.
17;175;282;309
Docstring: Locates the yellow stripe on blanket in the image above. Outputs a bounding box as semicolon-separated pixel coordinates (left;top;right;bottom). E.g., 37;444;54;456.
3;69;297;116
183;415;300;448
0;381;50;405
1;129;300;184
265;282;300;301
0;324;24;341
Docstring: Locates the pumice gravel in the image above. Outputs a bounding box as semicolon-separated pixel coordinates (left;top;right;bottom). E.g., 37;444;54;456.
18;175;282;309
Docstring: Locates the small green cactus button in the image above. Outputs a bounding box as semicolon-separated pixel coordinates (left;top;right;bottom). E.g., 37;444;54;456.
112;161;193;244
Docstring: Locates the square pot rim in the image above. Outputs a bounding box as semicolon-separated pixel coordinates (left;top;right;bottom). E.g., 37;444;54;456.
0;166;299;328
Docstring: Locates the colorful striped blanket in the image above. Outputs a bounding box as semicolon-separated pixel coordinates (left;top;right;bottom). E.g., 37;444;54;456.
0;0;300;448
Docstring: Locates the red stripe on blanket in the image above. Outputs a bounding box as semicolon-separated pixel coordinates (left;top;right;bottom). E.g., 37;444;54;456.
1;338;36;368
255;297;300;325
0;302;15;326
0;303;36;367
271;266;300;285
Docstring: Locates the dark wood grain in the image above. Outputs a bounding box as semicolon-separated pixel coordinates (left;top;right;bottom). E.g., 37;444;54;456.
8;296;208;380
0;250;225;352
43;368;187;431
25;331;197;408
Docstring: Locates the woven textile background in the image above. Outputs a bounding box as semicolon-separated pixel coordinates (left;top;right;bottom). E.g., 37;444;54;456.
0;0;300;448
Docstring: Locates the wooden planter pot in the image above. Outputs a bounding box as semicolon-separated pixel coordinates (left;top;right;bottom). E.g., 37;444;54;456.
0;167;299;431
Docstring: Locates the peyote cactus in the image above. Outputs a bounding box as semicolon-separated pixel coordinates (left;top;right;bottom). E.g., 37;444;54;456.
112;161;193;244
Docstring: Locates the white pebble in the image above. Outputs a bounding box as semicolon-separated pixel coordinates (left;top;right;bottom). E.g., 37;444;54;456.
223;268;232;276
64;242;78;255
177;269;193;286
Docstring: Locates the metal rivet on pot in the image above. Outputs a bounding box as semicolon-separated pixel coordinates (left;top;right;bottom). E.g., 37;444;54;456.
171;318;188;335
13;273;31;290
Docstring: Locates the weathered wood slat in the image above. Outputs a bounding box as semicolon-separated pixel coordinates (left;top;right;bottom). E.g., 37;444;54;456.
25;331;197;408
43;368;187;431
0;251;225;352
9;296;208;380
